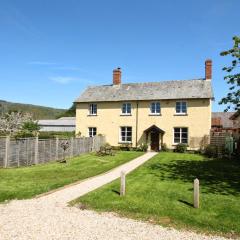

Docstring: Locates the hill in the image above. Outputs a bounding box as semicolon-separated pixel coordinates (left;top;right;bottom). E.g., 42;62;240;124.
0;100;66;119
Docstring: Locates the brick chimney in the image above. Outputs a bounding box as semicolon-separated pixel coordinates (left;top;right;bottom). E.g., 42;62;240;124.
205;59;212;80
113;67;121;85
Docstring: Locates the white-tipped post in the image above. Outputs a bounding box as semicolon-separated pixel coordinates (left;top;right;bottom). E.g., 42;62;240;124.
120;171;126;196
194;178;199;208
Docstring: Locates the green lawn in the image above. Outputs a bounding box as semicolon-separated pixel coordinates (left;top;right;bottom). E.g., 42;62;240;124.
74;152;240;237
0;151;143;203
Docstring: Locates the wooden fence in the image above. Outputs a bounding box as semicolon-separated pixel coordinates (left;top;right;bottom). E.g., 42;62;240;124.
0;136;105;168
210;131;231;156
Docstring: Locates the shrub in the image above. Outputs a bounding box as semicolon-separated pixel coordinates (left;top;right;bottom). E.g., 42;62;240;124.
137;143;148;152
175;143;187;153
161;143;169;152
112;146;120;151
38;131;75;139
14;131;35;139
119;143;132;151
204;144;217;158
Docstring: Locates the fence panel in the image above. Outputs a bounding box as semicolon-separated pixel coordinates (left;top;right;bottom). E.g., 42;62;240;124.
0;137;6;167
0;136;105;168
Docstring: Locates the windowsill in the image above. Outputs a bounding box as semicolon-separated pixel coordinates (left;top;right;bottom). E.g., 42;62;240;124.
87;114;98;117
149;113;161;116
118;142;132;144
120;114;132;116
174;113;188;116
172;143;188;146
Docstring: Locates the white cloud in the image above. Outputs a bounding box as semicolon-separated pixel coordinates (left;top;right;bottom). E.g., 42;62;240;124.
49;76;92;85
28;61;57;65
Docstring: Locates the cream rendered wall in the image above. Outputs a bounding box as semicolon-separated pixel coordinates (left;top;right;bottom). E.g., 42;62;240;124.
76;98;212;149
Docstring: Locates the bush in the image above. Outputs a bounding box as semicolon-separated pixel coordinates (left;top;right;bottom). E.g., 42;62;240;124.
161;143;169;152
175;143;187;153
119;143;132;151
14;131;35;139
204;144;217;158
38;131;75;139
137;143;148;152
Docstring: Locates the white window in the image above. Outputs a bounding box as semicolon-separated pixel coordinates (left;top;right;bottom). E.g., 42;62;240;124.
89;103;97;115
89;127;97;137
174;128;188;144
122;103;131;115
120;127;132;143
176;101;187;114
150;102;161;114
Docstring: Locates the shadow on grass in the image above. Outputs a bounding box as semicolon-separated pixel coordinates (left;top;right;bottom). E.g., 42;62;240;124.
148;158;240;196
112;189;120;195
178;199;193;207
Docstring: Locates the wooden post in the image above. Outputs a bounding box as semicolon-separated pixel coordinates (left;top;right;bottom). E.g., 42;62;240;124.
56;137;59;160
34;136;39;165
194;178;199;208
120;171;126;196
4;136;10;168
70;137;74;157
17;142;20;167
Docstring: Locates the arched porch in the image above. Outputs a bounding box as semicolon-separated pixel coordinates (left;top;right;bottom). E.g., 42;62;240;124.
144;125;165;151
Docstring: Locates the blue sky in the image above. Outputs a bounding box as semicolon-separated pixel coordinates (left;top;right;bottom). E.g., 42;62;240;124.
0;0;239;111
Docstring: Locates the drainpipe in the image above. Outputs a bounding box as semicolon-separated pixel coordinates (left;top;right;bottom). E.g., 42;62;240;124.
135;101;139;147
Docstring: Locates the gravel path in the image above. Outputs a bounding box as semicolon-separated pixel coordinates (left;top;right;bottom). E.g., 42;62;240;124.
0;152;231;240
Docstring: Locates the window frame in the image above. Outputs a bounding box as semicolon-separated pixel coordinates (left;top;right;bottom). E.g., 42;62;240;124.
89;103;97;116
88;127;97;137
173;127;188;144
175;101;187;115
121;103;132;115
119;126;132;143
149;102;161;115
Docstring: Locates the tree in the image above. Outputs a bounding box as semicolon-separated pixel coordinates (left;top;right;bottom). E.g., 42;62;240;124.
58;104;76;118
0;112;36;136
22;121;40;132
219;36;240;112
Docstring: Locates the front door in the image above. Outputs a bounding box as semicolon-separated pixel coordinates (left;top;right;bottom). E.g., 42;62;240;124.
150;132;159;151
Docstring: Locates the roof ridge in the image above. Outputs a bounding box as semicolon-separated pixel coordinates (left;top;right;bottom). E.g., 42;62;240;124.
87;78;205;88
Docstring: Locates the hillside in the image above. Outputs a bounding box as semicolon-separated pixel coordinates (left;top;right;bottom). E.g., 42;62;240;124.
0;100;66;119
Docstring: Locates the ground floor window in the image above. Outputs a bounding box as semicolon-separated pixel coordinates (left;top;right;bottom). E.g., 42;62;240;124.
88;127;97;137
120;126;132;143
174;127;188;144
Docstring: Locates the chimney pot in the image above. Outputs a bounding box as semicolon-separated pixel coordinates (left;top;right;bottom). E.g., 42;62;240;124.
205;59;212;80
113;67;121;85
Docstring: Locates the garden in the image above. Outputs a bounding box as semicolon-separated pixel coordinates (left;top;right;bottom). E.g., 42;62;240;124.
0;151;143;203
73;151;240;237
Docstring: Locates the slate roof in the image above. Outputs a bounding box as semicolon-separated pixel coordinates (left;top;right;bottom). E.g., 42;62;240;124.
229;111;240;120
212;112;235;129
75;79;213;103
38;117;76;126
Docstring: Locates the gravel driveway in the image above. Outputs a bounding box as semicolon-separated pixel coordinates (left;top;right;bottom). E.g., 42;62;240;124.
0;152;231;240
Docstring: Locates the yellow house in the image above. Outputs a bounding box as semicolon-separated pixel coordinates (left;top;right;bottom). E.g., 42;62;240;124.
75;60;213;151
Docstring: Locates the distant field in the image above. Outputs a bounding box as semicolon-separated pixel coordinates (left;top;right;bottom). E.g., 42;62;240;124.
0;99;66;119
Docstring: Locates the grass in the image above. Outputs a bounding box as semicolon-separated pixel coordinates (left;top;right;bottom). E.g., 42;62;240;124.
74;152;240;237
0;151;143;203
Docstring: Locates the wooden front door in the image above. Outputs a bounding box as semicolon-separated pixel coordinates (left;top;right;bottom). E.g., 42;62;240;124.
150;132;159;151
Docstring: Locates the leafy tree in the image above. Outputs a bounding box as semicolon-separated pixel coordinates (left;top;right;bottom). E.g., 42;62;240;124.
58;103;76;118
219;36;240;112
22;121;40;132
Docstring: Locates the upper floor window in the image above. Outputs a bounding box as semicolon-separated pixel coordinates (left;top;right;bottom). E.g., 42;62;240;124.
120;126;132;143
174;127;188;144
150;102;161;115
122;103;131;115
89;103;97;115
89;127;97;137
176;101;187;114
